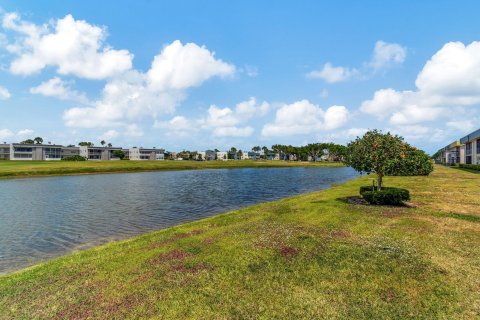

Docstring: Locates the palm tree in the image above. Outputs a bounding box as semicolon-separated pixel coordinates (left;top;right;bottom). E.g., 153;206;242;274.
107;143;112;147
229;147;237;160
262;146;269;159
100;140;106;147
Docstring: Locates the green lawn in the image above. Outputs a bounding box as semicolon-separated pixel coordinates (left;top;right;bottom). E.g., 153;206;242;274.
1;165;479;319
0;160;343;179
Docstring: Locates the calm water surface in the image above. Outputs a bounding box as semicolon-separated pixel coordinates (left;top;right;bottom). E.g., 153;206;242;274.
0;167;358;273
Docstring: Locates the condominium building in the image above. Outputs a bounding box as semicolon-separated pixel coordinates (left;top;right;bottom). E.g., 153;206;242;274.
0;142;168;161
438;141;461;165
0;143;64;161
127;147;165;160
460;128;480;164
437;128;480;165
62;147;80;158
0;144;10;160
79;146;123;160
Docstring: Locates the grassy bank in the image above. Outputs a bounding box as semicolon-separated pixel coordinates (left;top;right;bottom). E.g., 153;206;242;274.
1;165;479;319
0;160;343;179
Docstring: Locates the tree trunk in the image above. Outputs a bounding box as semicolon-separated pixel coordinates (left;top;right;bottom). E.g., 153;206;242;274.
377;174;383;190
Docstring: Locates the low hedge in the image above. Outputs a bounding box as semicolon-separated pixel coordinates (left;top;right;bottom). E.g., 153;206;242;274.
359;186;410;205
458;164;480;171
62;155;87;161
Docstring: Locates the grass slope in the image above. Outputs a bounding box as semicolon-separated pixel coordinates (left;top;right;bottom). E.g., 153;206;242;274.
1;165;479;319
0;160;342;179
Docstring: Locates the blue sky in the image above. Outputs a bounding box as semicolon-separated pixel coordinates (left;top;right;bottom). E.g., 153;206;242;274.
1;1;480;153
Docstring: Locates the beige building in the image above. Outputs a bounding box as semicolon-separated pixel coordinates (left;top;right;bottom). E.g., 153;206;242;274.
127;147;165;160
79;145;122;160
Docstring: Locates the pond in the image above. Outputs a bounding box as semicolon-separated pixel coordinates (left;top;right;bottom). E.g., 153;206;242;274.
0;166;358;274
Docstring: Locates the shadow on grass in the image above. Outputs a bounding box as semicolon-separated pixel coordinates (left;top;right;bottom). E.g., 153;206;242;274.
431;211;480;223
335;196;369;205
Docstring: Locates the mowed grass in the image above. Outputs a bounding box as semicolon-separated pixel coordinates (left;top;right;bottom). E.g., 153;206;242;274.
0;160;342;179
1;165;480;319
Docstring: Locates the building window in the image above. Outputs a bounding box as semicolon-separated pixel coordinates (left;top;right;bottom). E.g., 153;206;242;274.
477;140;480;154
466;142;472;155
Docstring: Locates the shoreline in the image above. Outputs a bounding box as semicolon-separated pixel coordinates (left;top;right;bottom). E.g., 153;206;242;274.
0;160;344;180
1;165;479;318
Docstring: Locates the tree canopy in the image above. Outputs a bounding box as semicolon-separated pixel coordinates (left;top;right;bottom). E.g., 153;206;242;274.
344;130;433;189
112;150;125;159
78;142;94;147
33;137;43;144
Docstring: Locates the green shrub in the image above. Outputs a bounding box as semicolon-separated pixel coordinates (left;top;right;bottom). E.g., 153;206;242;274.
112;150;125;159
62;155;86;161
359;186;406;195
459;164;480;171
360;187;410;205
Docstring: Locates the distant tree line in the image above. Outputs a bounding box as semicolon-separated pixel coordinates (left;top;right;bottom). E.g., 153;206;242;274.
167;143;347;161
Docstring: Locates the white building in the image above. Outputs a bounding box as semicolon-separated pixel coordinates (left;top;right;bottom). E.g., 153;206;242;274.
197;151;216;161
216;151;228;161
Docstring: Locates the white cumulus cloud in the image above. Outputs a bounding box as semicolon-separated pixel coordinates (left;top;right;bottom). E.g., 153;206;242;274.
361;41;480;128
30;77;88;103
307;41;406;82
446;119;476;133
0;128;35;142
198;97;269;137
63;41;235;129
0;129;14;141
16;129;34;137
261;100;349;137
307;63;358;83
0;85;10;99
124;124;144;138
155;97;269;138
99;129;119;141
370;40;407;71
3;13;133;79
147;40;235;91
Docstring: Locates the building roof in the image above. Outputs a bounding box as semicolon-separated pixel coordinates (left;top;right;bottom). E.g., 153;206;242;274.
12;143;64;147
460;128;480;144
